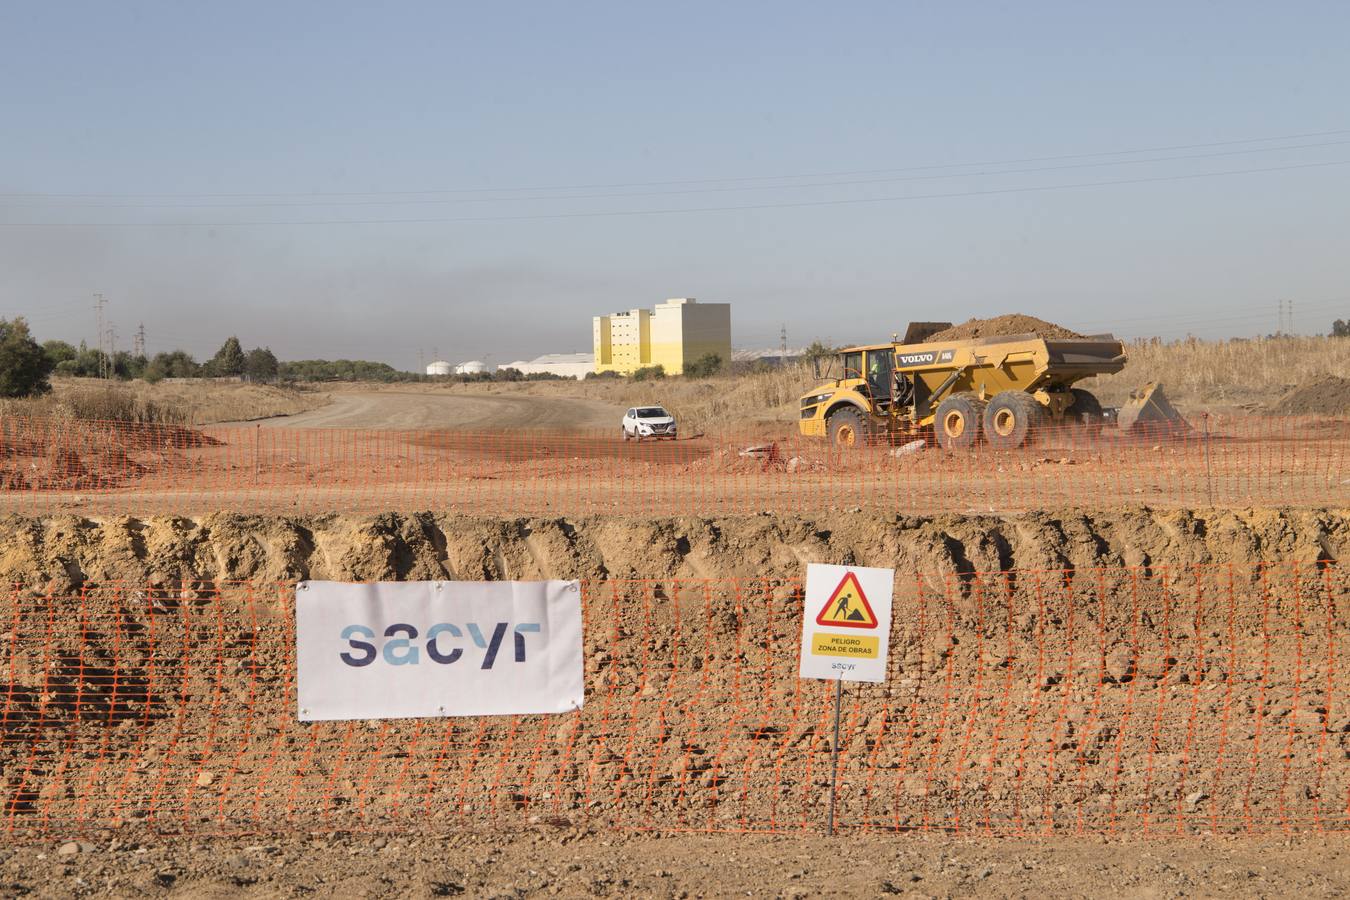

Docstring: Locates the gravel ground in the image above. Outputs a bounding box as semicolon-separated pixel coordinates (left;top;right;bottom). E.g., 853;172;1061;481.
1;829;1346;898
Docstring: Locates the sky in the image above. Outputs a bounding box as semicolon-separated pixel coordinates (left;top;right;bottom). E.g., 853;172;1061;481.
3;1;1350;369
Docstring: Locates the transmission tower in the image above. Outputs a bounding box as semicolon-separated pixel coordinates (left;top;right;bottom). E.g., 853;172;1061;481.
93;293;110;379
1276;298;1300;335
134;323;146;358
780;323;788;361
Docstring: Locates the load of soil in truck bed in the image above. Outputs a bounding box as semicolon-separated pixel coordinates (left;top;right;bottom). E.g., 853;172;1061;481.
924;313;1086;342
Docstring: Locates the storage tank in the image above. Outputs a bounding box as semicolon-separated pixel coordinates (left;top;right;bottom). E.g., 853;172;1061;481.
454;360;489;375
425;360;453;376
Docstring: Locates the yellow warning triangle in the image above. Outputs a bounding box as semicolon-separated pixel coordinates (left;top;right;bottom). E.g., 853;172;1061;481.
814;571;878;629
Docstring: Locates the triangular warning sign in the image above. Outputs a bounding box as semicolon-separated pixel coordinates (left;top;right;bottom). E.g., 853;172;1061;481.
814;571;878;629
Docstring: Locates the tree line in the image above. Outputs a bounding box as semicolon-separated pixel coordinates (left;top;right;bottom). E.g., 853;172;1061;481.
0;316;581;398
42;335;282;383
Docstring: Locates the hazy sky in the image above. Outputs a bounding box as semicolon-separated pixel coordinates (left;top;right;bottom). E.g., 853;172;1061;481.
4;2;1350;368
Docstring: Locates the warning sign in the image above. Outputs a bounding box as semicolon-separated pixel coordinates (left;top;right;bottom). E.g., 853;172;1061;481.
814;572;878;628
811;633;880;659
799;564;894;684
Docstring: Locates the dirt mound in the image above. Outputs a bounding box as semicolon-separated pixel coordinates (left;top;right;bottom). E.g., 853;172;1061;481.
924;314;1085;343
1270;376;1350;416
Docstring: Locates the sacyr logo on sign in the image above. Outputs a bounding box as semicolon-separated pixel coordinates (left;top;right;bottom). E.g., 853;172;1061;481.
339;622;542;669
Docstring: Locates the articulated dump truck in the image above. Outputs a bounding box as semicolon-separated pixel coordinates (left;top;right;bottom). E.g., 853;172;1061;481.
798;321;1186;449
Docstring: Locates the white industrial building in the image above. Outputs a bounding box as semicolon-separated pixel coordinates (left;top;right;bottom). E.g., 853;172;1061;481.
425;360;453;376
498;352;594;379
731;347;806;365
454;360;490;375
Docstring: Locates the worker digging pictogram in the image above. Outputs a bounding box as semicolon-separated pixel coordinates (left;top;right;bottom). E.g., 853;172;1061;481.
814;571;878;628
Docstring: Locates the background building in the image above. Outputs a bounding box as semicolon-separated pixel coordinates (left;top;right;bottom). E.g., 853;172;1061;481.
593;298;731;375
731;347;806;367
498;352;594;379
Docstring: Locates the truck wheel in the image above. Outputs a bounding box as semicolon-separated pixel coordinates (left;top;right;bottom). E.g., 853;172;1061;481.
983;391;1045;449
826;407;868;448
1068;388;1104;435
935;393;985;450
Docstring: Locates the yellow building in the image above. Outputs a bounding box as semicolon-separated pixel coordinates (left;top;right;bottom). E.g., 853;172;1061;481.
593;298;731;375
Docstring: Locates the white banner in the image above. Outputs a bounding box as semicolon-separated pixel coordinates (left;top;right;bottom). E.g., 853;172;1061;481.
295;579;584;721
798;564;894;683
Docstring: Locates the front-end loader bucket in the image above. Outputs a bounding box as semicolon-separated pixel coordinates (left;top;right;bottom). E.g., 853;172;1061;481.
1117;382;1189;436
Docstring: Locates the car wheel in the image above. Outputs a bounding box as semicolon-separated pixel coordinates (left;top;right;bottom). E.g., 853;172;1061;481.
622;427;630;441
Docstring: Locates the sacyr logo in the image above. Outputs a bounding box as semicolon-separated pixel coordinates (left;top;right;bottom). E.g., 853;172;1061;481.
339;622;542;670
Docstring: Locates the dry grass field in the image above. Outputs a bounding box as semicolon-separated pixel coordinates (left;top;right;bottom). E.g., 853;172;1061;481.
1079;334;1350;413
0;377;329;425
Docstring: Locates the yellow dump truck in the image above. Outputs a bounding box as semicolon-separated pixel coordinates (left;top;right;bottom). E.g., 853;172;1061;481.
799;322;1173;449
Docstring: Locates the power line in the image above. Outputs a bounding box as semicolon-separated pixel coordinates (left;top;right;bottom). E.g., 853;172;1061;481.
4;157;1349;228
11;138;1350;210
4;127;1348;201
1072;296;1349;330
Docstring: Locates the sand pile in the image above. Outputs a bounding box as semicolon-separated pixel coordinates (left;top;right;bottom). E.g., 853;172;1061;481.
924;314;1085;343
1270;376;1350;416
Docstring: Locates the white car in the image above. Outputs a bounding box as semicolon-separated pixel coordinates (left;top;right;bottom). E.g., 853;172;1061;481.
622;406;677;441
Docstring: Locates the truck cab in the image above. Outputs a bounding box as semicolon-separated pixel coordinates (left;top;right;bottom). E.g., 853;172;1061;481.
798;343;903;446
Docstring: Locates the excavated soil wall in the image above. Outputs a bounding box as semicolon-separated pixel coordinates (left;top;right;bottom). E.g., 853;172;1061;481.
3;507;1345;589
0;510;1346;836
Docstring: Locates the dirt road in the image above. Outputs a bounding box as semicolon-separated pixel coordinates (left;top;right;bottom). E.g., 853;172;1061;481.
5;831;1347;898
253;387;624;430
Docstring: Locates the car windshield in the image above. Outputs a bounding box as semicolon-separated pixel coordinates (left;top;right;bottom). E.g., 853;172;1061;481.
636;407;668;418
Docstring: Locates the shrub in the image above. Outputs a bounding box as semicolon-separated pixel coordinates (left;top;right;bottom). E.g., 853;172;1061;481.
682;352;723;378
244;347;279;383
630;364;666;382
42;339;78;369
0;318;56;397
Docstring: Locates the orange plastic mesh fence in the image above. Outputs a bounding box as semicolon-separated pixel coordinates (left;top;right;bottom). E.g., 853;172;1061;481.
0;415;1345;517
1;563;1345;836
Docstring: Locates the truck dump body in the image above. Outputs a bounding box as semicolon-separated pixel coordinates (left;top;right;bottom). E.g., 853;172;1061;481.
893;332;1126;425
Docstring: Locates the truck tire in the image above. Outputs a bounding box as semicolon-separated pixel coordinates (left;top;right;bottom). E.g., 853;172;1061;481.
1068;388;1104;435
934;393;985;450
983;391;1045;449
826;407;869;448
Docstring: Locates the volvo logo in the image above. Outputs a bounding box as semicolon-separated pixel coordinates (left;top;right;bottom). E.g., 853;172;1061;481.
897;351;937;366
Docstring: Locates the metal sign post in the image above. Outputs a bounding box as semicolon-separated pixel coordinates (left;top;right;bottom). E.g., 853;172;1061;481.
798;563;894;835
827;676;843;835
